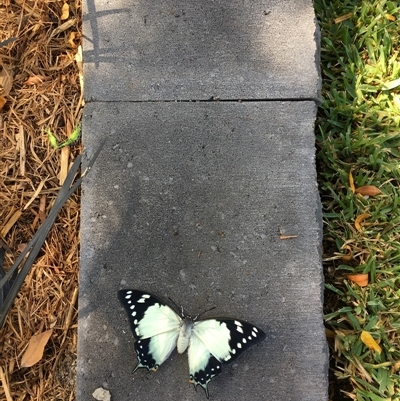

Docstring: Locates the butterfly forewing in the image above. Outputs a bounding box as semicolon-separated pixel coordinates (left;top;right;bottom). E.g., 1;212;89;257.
118;290;181;370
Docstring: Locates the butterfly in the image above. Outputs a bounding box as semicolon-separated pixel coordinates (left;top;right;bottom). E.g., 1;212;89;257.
118;289;266;398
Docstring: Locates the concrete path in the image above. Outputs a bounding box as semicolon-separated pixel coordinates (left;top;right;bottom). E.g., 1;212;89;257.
77;1;328;400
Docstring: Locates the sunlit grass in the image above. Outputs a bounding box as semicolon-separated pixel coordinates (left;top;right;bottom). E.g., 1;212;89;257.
315;0;400;399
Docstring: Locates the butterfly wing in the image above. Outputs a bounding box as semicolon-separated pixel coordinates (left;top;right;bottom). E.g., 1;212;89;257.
118;289;181;371
189;318;266;397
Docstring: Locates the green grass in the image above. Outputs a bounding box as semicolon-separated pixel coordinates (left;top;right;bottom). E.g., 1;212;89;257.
314;0;400;399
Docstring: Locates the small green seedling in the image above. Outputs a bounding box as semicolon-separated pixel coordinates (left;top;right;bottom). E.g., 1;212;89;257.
46;123;81;149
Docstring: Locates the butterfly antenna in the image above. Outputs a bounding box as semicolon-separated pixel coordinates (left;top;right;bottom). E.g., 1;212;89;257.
194;306;216;320
168;297;183;315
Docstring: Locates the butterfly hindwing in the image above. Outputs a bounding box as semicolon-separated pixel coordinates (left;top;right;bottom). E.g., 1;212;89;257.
118;289;181;371
189;318;266;396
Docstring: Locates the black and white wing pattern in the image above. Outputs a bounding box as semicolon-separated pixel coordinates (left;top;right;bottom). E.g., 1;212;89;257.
118;289;266;398
117;289;181;371
189;317;266;397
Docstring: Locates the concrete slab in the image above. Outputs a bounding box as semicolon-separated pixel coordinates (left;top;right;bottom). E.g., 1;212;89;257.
83;0;320;101
77;101;327;400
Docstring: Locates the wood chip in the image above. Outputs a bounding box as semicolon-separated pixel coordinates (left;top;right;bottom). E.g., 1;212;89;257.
0;366;13;401
23;180;46;210
1;210;22;237
18;125;26;176
59;146;70;185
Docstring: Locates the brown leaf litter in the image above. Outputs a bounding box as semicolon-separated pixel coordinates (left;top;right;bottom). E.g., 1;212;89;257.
1;0;82;400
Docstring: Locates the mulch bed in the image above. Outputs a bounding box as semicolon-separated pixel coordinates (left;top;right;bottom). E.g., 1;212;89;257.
1;1;82;399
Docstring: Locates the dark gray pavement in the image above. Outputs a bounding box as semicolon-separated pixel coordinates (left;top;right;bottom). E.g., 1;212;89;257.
78;1;328;400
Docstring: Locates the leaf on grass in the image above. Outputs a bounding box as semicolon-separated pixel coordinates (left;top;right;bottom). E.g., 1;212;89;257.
360;331;381;353
334;12;352;24
347;273;369;287
385;13;396;22
24;75;46;85
355;186;381;196
341;244;353;261
383;77;400;90
355;213;370;232
61;3;70;20
349;170;355;193
325;328;335;338
21;329;53;367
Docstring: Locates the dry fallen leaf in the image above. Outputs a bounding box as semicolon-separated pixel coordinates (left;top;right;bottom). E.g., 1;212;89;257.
360;331;382;353
49;18;77;39
24;75;46;85
21;329;53;367
355;185;381;196
68;31;78;48
61;3;70;20
0;96;6;110
280;235;298;240
18;243;27;253
349;170;355;193
347;273;369;287
0;64;14;95
355;213;370;232
39;194;47;223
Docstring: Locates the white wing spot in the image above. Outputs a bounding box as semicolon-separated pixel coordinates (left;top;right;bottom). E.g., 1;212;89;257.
253;327;258;333
232;349;236;354
234;320;243;326
127;300;131;304
211;368;214;372
130;305;135;309
131;311;137;317
251;331;257;337
237;343;242;349
224;355;231;361
217;366;221;369
236;326;244;334
248;336;252;340
242;338;247;344
125;294;132;299
134;319;138;324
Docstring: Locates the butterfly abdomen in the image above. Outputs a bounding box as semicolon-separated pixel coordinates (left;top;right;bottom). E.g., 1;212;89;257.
177;319;194;354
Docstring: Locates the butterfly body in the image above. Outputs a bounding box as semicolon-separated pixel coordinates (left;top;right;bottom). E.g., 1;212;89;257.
177;318;194;353
118;289;265;398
